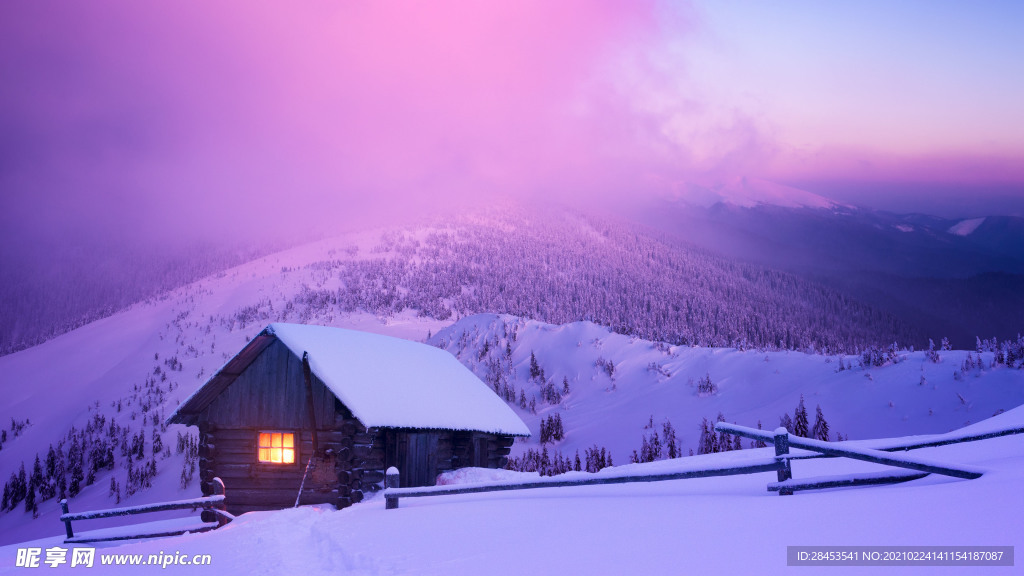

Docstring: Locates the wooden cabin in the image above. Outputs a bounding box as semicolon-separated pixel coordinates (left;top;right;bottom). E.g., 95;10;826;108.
167;323;530;514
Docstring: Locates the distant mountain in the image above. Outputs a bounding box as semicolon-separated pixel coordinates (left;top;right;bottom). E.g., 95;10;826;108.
664;176;840;210
274;207;915;352
627;192;1024;348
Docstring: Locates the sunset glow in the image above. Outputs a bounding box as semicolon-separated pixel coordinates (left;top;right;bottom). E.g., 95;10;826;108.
1;0;1021;242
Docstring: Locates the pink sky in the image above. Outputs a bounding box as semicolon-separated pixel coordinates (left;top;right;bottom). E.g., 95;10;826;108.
1;0;1021;245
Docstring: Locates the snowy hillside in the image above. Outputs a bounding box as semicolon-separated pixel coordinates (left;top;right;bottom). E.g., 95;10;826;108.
431;314;1024;466
3;406;1023;575
666;176;841;210
1;217;1021;550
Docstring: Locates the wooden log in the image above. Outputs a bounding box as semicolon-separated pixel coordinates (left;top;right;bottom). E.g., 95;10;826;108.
66;523;219;544
227;488;324;502
768;470;930;493
209;452;258;465
715;422;983;480
60;499;74;539
60;495;226;521
385;460;783;502
214;477;313;491
385;468;400;509
351;445;384;459
204;429;252;441
774;428;793;496
356;458;385;470
352;432;377;444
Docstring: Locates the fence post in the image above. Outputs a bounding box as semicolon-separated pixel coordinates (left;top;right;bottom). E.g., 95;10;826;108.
774;428;793;496
60;499;74;539
385;467;400;509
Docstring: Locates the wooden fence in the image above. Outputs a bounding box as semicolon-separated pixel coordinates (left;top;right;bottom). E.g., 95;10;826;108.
384;422;1018;507
383;457;785;509
714;423;989;495
59;477;233;544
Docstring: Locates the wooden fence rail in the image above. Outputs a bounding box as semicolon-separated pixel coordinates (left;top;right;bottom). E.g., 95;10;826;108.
714;422;1006;495
714;423;985;480
384;458;784;509
59;477;233;544
785;426;1024;460
384;422;1016;509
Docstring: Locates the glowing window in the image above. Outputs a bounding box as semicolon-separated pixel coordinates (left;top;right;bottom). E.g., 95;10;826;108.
258;432;295;464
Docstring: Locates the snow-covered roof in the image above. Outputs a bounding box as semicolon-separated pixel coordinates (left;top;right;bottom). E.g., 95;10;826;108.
170;323;530;436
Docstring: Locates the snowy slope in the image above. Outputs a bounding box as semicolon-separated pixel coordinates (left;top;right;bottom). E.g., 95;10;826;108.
432;314;1024;463
0;229;450;546
948;217;986;236
2;406;1023;575
667;176;840;210
1;226;1022;552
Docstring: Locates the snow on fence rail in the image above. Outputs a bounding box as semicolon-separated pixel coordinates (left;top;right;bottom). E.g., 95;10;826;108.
59;477;233;544
714;423;985;480
714;422;1002;495
383;458;784;509
784;425;1024;460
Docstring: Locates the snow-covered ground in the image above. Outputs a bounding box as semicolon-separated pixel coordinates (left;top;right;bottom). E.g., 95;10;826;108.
2;406;1022;575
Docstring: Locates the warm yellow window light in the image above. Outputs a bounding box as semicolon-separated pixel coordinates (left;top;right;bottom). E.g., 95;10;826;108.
258;432;295;464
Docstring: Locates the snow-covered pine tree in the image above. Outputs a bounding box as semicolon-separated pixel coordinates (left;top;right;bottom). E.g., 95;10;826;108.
811;404;830;441
562;376;570;395
24;477;35;514
754;420;767;448
662;420;678;458
697;418;716;455
56;458;67;501
779;413;794;435
68;438;84;498
715;413;731;451
793;395;809;438
14;463;27;509
30;456;43;498
635;437;647;463
529;351;541;380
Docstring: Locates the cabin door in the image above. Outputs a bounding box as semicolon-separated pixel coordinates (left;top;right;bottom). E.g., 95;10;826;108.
400;432;440;487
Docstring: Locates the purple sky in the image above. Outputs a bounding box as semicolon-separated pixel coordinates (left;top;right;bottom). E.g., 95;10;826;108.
2;0;1022;250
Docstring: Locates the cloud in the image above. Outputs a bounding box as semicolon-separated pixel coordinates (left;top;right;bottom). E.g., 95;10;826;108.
3;0;723;245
